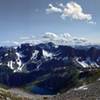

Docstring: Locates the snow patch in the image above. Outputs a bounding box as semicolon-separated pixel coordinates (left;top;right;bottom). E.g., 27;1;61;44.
31;50;39;60
0;63;2;65
16;52;22;58
4;53;8;57
15;52;23;72
16;52;22;67
97;78;100;81
74;85;88;91
42;50;53;58
76;58;89;68
8;61;13;70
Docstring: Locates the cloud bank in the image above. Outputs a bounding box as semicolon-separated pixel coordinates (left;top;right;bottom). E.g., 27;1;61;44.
42;32;89;46
0;32;92;46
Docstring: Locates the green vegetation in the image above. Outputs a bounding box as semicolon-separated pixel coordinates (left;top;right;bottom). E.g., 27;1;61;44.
61;68;100;92
57;66;80;93
82;69;100;84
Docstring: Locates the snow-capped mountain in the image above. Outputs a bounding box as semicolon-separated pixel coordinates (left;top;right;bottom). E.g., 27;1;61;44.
0;42;100;94
0;42;100;73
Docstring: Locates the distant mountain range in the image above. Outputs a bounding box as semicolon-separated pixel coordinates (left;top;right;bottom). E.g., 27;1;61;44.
0;42;100;72
0;42;100;94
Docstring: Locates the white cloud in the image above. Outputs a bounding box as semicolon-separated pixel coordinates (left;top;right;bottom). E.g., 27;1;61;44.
0;33;91;46
46;4;62;13
46;1;94;23
73;37;87;43
43;32;68;44
43;32;58;41
0;41;20;46
61;2;92;21
19;36;41;45
88;21;96;25
61;33;71;38
12;41;20;45
59;3;65;8
42;32;89;46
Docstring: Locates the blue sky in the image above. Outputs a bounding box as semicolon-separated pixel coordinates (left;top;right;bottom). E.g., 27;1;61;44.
0;0;99;44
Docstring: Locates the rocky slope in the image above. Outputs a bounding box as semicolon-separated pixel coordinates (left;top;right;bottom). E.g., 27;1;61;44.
1;80;100;100
51;80;100;100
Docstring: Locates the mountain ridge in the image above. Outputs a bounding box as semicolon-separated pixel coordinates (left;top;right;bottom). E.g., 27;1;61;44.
0;42;100;95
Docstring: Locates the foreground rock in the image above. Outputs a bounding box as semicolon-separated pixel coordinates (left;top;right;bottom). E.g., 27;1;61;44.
51;80;100;100
0;88;52;100
1;80;100;100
